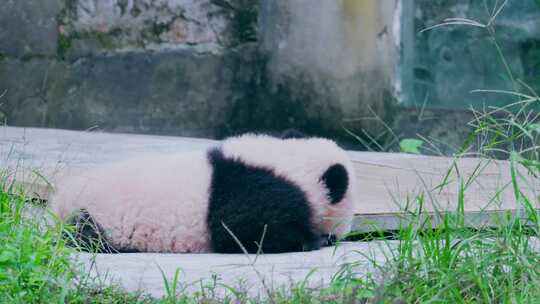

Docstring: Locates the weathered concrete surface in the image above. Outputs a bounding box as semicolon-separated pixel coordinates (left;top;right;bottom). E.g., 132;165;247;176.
0;126;215;169
78;241;391;298
0;59;67;127
49;48;251;136
1;46;257;137
3;0;540;143
260;0;400;135
72;236;540;298
406;0;540;108
0;0;401;143
0;0;62;57
73;237;540;298
0;0;259;138
58;0;225;59
57;0;258;59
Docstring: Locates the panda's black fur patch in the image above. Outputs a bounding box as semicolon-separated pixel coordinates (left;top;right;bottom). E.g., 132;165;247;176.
65;209;138;254
64;209;118;253
207;148;323;253
321;164;349;204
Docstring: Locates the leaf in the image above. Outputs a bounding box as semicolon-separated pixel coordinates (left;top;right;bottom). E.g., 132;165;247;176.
399;139;424;154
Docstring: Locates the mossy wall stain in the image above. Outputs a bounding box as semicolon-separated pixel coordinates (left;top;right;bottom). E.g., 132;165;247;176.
56;34;72;60
2;0;398;146
54;0;251;60
211;0;258;46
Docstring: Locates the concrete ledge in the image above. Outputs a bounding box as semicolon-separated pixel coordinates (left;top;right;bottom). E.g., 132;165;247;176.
78;241;392;298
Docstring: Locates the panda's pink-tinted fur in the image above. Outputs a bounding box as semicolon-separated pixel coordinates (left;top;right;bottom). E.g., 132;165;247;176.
51;152;212;253
50;134;356;253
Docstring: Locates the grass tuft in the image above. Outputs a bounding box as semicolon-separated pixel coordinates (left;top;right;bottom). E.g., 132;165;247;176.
0;176;78;303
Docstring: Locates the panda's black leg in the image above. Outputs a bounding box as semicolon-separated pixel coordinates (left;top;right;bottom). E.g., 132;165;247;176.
64;209;119;254
302;236;328;251
321;234;338;247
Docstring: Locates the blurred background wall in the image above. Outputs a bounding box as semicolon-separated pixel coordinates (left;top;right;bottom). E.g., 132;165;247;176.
0;0;399;142
0;0;539;151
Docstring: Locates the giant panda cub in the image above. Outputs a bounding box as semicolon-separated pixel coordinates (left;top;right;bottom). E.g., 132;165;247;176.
50;132;357;254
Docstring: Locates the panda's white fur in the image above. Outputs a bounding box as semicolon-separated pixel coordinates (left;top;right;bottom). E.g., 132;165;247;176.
51;151;213;253
50;133;356;253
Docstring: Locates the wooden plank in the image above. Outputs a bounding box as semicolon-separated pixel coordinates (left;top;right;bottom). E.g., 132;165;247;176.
349;153;539;231
352;210;528;233
1;126;538;232
350;152;539;214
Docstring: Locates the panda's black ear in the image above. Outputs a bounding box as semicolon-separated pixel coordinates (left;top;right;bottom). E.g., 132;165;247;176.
280;129;307;139
320;164;349;204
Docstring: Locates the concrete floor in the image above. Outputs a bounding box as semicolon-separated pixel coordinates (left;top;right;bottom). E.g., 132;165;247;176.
77;241;394;298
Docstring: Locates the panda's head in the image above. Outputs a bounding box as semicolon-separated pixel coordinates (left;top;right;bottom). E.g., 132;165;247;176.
219;132;356;242
318;160;355;239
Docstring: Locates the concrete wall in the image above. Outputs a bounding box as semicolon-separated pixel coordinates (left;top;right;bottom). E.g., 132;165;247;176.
403;0;540;109
0;0;400;139
260;1;400;135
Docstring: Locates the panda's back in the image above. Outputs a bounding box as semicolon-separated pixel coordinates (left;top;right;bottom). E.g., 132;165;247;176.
51;150;213;253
